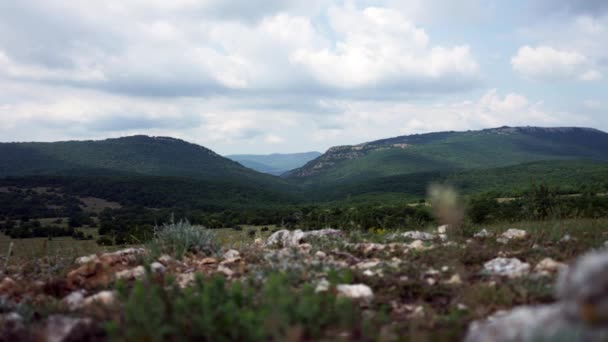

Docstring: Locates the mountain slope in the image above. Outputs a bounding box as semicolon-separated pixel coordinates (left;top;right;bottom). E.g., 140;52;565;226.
285;127;608;185
227;152;321;175
0;135;278;181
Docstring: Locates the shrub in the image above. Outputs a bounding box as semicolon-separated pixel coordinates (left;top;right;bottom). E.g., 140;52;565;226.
108;273;371;341
149;219;219;259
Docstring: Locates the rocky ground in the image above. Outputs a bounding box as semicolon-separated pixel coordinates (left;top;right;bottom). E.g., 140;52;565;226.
1;223;608;341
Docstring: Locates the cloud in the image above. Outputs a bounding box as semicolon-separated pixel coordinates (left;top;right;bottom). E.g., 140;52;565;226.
511;45;602;81
0;1;480;100
291;5;480;92
533;0;608;17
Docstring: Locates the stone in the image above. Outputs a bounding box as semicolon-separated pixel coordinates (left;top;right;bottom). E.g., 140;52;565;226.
446;274;463;285
534;258;566;276
407;240;428;251
217;265;234;277
223;249;240;260
465;303;608;342
315;251;327;259
356;260;381;269
158;254;173;266
437;225;448;234
265;229;343;248
63;290;87;310
555;250;608;323
200;257;217;265
400;231;436;241
336;284;374;300
82;291;116;308
483;257;530;278
150;262;166;274
74;254;98;265
115;265;146;281
315;279;330;293
44;315;97;342
474;229;492;238
497;229;527;244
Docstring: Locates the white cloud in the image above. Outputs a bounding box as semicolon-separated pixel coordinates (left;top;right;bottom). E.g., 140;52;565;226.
511;45;602;81
292;5;480;90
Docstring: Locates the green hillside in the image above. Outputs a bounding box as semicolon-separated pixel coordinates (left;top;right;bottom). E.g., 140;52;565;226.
0;136;280;182
227;152;321;175
286;127;608;185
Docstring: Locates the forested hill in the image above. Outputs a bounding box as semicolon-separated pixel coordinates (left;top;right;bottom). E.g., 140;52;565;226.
0;135;280;182
284;126;608;183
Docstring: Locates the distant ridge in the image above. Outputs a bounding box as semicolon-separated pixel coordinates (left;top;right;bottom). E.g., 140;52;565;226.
284;126;608;180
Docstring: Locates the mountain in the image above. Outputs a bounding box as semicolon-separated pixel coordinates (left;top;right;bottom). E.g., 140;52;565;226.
0;135;277;181
227;152;321;175
285;126;608;192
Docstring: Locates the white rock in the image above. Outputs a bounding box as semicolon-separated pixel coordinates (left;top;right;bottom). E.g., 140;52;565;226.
177;273;195;289
63;290;87;310
265;229;343;248
74;254;98;265
497;229;527;243
357;260;381;269
336;284;374;300
115;265;146;281
363;269;375;277
223;249;240;260
407;240;428;251
217;265;234;277
82;291;116;308
315;278;330;293
474;229;492;238
483;257;530;278
446;274;463;285
534;258;566;276
150;262;166;274
401;231;436;241
315;251;327;259
158;254;173;266
45;315;93;342
437;225;448;234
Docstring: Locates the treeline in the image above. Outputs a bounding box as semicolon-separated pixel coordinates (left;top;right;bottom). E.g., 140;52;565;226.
0;187;84;220
1;219;94;240
467;184;608;224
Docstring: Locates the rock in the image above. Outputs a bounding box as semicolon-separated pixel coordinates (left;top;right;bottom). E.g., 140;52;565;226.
497;229;527;244
400;231;436;241
200;257;217;265
74;254;98;265
483;257;530;278
560;234;573;243
437;225;448;234
82;291;116;309
407;240;428;251
265;229;343;248
114;265;146;281
336;284;374;301
534;258;566;276
363;269;375;277
465;303;608;342
315;279;330;293
158;254;173;266
555;250;608;323
467;249;608;341
356;260;381;269
217;265;234;277
298;243;312;253
446;274;463;285
45;315;103;342
62;290;87;310
150;262;166;274
315;251;327;259
474;229;492;238
223;249;240;260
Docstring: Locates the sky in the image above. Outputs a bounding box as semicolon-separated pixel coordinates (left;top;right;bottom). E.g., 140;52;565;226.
0;0;607;154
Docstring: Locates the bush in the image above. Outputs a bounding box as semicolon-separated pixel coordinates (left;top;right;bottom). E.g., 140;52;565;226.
96;236;114;246
108;273;372;341
149;219;219;259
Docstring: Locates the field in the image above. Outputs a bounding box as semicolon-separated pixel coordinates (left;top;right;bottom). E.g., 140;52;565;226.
2;217;608;340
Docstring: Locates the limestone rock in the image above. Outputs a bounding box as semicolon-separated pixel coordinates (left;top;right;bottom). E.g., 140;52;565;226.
534;258;566;276
497;229;527;244
474;229;492;238
336;284;374;300
483;257;530;278
400;231;436;241
114;265;146;281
